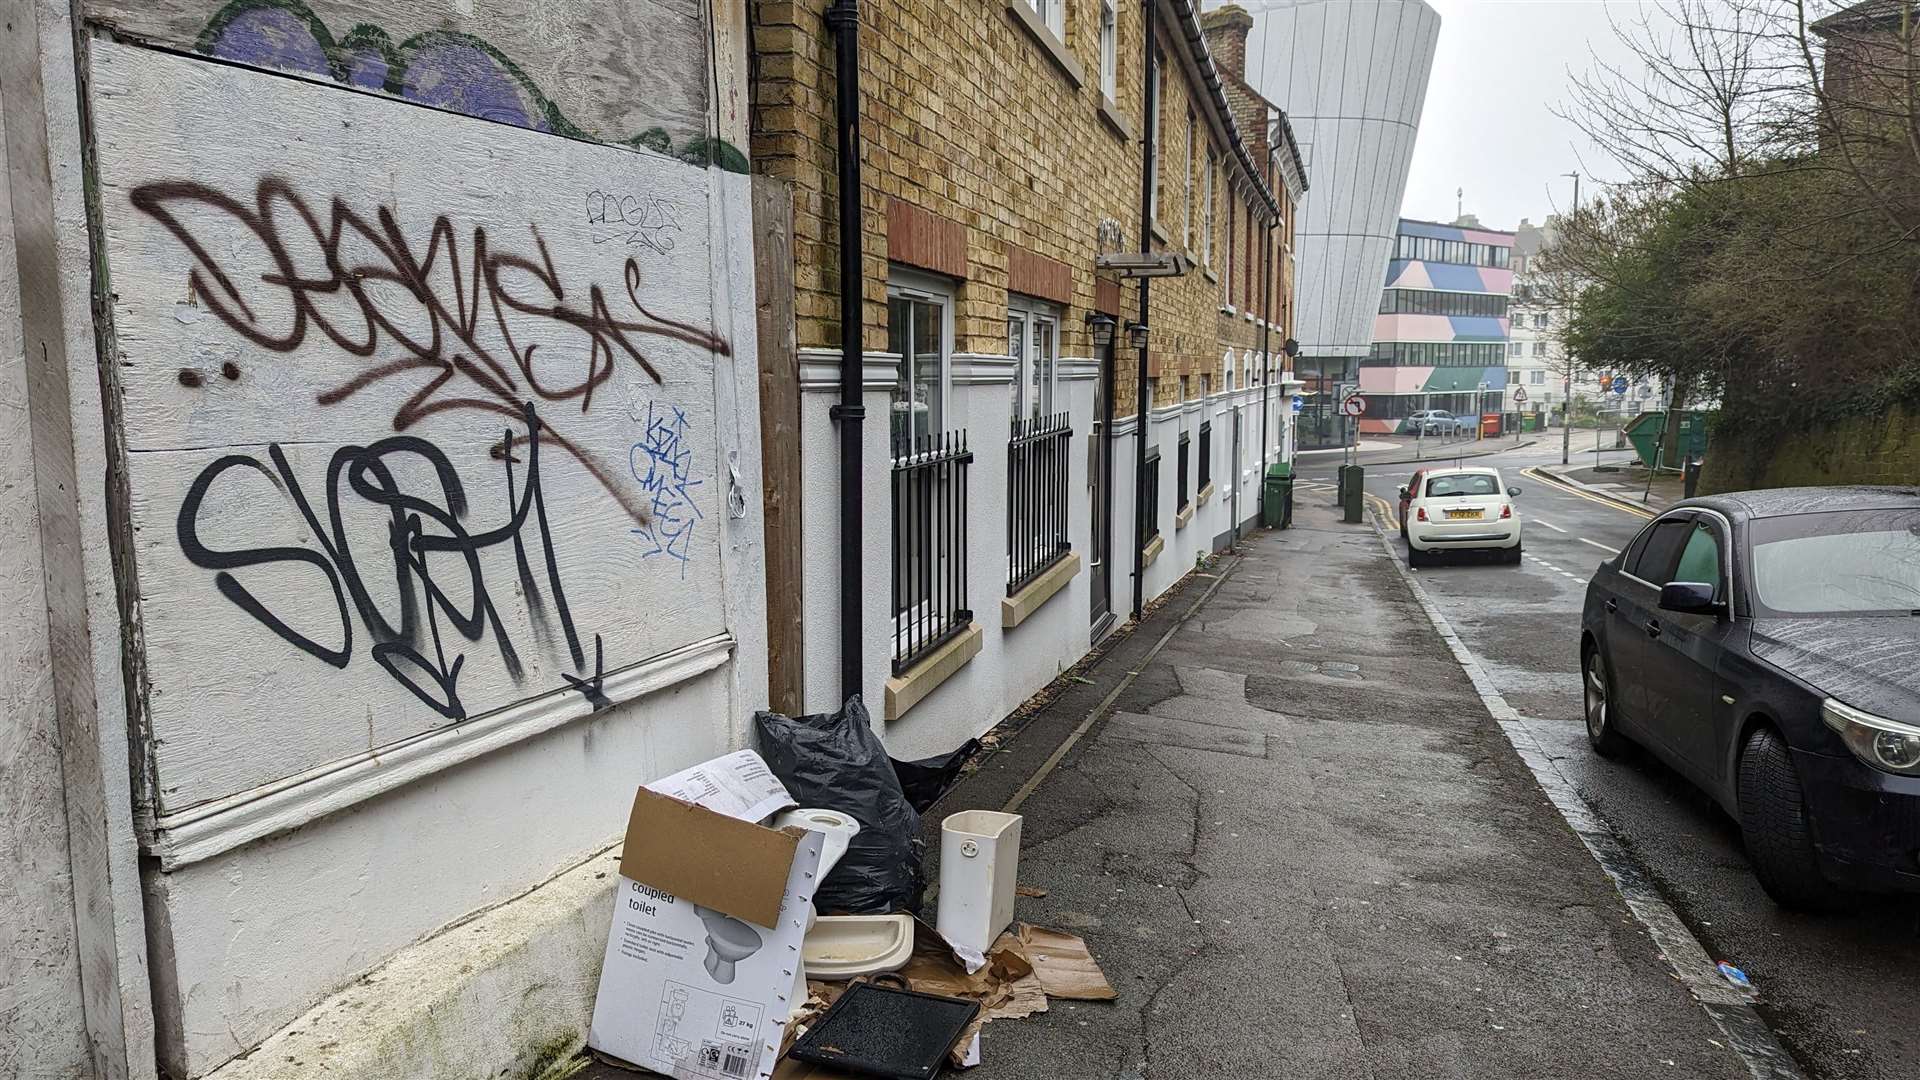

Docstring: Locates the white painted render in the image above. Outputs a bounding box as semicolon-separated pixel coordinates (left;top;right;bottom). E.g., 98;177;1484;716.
796;348;1283;759
1243;0;1440;360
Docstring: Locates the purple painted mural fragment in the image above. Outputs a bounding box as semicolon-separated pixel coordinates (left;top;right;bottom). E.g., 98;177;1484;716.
399;42;545;131
194;0;746;170
205;9;330;76
343;48;390;91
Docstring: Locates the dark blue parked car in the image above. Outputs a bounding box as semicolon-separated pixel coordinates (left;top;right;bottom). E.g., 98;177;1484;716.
1580;487;1920;908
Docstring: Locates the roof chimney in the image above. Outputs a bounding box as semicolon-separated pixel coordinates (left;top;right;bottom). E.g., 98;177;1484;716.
1201;4;1256;83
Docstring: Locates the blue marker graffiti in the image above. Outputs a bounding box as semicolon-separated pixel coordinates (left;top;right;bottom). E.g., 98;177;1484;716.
629;403;703;575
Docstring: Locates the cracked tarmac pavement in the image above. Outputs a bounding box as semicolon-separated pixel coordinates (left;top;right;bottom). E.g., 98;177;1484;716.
929;503;1754;1079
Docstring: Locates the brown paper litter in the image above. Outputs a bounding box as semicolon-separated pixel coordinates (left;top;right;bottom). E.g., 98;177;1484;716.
779;919;1113;1073
1000;923;1119;1001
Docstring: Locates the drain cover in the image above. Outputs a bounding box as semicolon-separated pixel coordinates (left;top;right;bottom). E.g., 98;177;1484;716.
788;980;979;1078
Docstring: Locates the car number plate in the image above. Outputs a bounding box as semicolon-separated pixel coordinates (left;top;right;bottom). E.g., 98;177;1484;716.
1445;509;1483;520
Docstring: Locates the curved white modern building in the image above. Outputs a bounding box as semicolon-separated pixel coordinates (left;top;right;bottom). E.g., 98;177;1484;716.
1231;0;1441;447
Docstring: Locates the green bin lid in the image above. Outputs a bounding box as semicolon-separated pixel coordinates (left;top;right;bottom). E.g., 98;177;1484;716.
1267;461;1292;477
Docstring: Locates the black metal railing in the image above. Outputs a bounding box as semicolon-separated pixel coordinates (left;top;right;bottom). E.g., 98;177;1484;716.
1007;412;1073;595
1176;431;1191;512
892;430;974;674
1140;448;1162;549
1198;420;1212;492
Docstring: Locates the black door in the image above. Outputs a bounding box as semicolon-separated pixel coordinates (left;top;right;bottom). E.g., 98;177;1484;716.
1090;333;1115;626
1640;516;1734;779
1610;514;1693;749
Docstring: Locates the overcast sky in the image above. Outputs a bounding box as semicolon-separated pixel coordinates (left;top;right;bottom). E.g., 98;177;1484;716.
1398;0;1652;230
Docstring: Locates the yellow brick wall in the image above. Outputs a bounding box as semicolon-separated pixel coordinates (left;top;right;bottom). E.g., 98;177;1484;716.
751;0;1297;414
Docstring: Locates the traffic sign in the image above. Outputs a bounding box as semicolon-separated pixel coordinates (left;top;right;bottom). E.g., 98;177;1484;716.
1598;374;1613;392
1513;387;1529;404
1340;395;1367;417
1613;378;1629;395
1291;394;1304;413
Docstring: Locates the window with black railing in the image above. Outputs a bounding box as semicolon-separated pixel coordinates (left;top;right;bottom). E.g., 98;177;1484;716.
1007;413;1073;596
1176;432;1191;513
892;430;974;674
1140;448;1162;549
1198;420;1212;492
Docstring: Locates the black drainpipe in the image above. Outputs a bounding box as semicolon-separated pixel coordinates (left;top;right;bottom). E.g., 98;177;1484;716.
1259;188;1274;486
1131;0;1159;623
827;0;865;702
1128;2;1159;622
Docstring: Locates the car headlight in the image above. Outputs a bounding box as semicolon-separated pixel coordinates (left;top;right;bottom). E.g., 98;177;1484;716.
1822;698;1920;775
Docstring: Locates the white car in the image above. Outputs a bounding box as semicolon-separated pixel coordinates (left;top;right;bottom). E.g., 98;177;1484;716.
1400;467;1523;567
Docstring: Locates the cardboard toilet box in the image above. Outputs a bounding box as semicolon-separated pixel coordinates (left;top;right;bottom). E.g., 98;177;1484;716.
589;752;824;1080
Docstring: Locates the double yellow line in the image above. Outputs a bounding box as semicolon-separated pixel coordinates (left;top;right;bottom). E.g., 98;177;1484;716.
1520;466;1656;520
1366;491;1400;530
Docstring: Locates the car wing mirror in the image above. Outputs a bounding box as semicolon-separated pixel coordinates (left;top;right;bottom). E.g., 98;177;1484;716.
1507;486;1522;497
1397;486;1410;499
1659;581;1724;616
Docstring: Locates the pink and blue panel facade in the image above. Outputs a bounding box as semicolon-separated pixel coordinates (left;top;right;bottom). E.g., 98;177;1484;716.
1360;219;1515;434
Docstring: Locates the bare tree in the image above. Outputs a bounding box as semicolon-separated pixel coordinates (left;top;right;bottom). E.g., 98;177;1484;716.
1555;1;1920;470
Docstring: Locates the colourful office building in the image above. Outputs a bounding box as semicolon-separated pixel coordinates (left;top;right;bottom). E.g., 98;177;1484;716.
1359;218;1514;435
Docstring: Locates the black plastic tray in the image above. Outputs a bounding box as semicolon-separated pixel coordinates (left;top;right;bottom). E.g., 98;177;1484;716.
786;980;979;1079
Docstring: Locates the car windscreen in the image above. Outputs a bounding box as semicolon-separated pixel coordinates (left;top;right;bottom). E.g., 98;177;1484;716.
1749;509;1920;617
1425;473;1498;498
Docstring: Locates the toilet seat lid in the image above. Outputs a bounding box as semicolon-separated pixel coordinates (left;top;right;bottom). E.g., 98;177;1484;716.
773;808;862;877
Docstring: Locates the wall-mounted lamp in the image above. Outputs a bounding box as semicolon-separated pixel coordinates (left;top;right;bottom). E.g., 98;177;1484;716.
1086;312;1117;349
1125;321;1150;351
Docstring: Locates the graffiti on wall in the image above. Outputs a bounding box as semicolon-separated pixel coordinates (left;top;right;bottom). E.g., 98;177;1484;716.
133;177;727;524
189;0;747;170
176;403;594;719
629;402;703;574
140;176;731;720
91;40;745;807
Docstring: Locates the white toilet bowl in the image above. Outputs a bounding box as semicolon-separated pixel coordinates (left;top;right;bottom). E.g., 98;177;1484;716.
773;808;861;913
772;808;862;1010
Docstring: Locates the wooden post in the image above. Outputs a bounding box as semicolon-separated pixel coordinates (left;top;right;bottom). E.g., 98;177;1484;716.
752;176;805;716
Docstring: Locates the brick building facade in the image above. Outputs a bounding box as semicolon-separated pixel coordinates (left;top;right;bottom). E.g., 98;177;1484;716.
746;0;1308;756
751;0;1301;412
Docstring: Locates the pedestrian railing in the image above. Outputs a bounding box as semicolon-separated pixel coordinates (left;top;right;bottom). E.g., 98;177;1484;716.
1140;447;1162;549
1198;420;1212;493
1007;412;1073;596
891;430;974;674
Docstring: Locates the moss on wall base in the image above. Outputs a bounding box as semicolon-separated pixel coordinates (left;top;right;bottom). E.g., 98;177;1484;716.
1701;406;1920;494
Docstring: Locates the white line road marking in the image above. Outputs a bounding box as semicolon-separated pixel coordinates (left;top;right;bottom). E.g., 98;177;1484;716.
1367;508;1808;1080
1579;537;1621;554
1535;519;1568;533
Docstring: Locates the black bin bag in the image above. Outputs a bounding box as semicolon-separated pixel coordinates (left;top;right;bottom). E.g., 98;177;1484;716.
755;696;920;913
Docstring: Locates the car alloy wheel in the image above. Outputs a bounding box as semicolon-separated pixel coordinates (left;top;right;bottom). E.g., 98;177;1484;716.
1584;648;1627;757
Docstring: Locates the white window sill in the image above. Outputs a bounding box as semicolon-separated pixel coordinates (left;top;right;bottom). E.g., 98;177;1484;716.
1098;98;1134;141
1005;1;1084;88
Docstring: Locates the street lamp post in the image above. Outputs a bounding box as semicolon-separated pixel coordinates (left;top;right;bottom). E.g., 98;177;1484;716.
1561;170;1580;466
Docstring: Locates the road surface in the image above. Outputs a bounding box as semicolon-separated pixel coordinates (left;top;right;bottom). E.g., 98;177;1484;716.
1297;438;1920;1080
